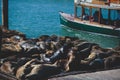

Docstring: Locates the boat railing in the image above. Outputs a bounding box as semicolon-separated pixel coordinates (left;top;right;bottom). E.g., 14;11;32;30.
74;0;120;5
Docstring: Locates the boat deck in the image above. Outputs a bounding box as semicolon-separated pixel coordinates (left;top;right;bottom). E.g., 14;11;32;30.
74;18;115;30
61;12;118;30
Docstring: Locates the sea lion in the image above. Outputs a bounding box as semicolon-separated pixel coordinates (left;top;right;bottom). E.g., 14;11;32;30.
15;59;37;79
104;53;120;69
0;61;16;75
25;64;61;80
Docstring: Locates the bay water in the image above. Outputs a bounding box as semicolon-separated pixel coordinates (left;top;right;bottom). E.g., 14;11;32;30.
0;0;119;48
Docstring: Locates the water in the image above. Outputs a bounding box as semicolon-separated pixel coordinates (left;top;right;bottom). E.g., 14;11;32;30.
0;0;119;48
0;0;2;25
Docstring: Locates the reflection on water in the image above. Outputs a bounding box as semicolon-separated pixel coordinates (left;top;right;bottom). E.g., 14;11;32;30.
60;26;120;48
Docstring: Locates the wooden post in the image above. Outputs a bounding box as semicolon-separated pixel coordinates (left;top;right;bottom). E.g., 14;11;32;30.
0;27;2;53
98;8;101;24
108;9;111;25
2;0;9;29
118;31;120;46
74;3;77;18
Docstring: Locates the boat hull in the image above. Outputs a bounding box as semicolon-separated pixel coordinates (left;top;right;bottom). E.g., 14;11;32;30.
59;12;120;37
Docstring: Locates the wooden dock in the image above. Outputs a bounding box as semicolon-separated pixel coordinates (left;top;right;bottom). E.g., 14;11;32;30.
49;69;120;80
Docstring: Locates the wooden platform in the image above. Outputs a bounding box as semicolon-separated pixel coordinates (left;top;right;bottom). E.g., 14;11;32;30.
49;69;120;80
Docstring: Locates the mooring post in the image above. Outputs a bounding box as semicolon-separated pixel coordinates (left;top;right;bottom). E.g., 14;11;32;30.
2;0;8;29
117;29;120;46
0;27;2;54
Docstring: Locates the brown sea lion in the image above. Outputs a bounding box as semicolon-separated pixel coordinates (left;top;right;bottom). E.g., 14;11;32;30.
0;61;16;75
25;64;61;80
16;59;37;79
104;53;120;69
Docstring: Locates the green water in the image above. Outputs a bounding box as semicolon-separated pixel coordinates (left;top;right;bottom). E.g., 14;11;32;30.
61;26;120;48
0;0;119;48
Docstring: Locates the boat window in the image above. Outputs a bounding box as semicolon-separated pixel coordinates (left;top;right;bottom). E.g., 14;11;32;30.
117;10;120;20
82;7;90;20
101;9;109;24
92;8;98;16
110;10;118;21
101;9;108;19
101;9;120;26
77;6;82;18
109;10;118;26
84;7;90;15
91;8;100;22
114;10;120;27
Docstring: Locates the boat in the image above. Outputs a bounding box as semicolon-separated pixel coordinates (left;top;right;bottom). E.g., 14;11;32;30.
59;0;120;37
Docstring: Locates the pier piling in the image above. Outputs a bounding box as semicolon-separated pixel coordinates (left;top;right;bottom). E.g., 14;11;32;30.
2;0;8;29
0;27;2;53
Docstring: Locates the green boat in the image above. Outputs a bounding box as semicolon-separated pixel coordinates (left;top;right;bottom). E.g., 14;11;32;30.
59;0;120;37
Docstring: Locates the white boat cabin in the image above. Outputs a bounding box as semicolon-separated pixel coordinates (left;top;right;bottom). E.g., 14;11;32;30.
74;0;120;29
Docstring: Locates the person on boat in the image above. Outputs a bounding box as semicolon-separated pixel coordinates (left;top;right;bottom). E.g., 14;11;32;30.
83;14;89;20
93;10;103;23
93;11;99;22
